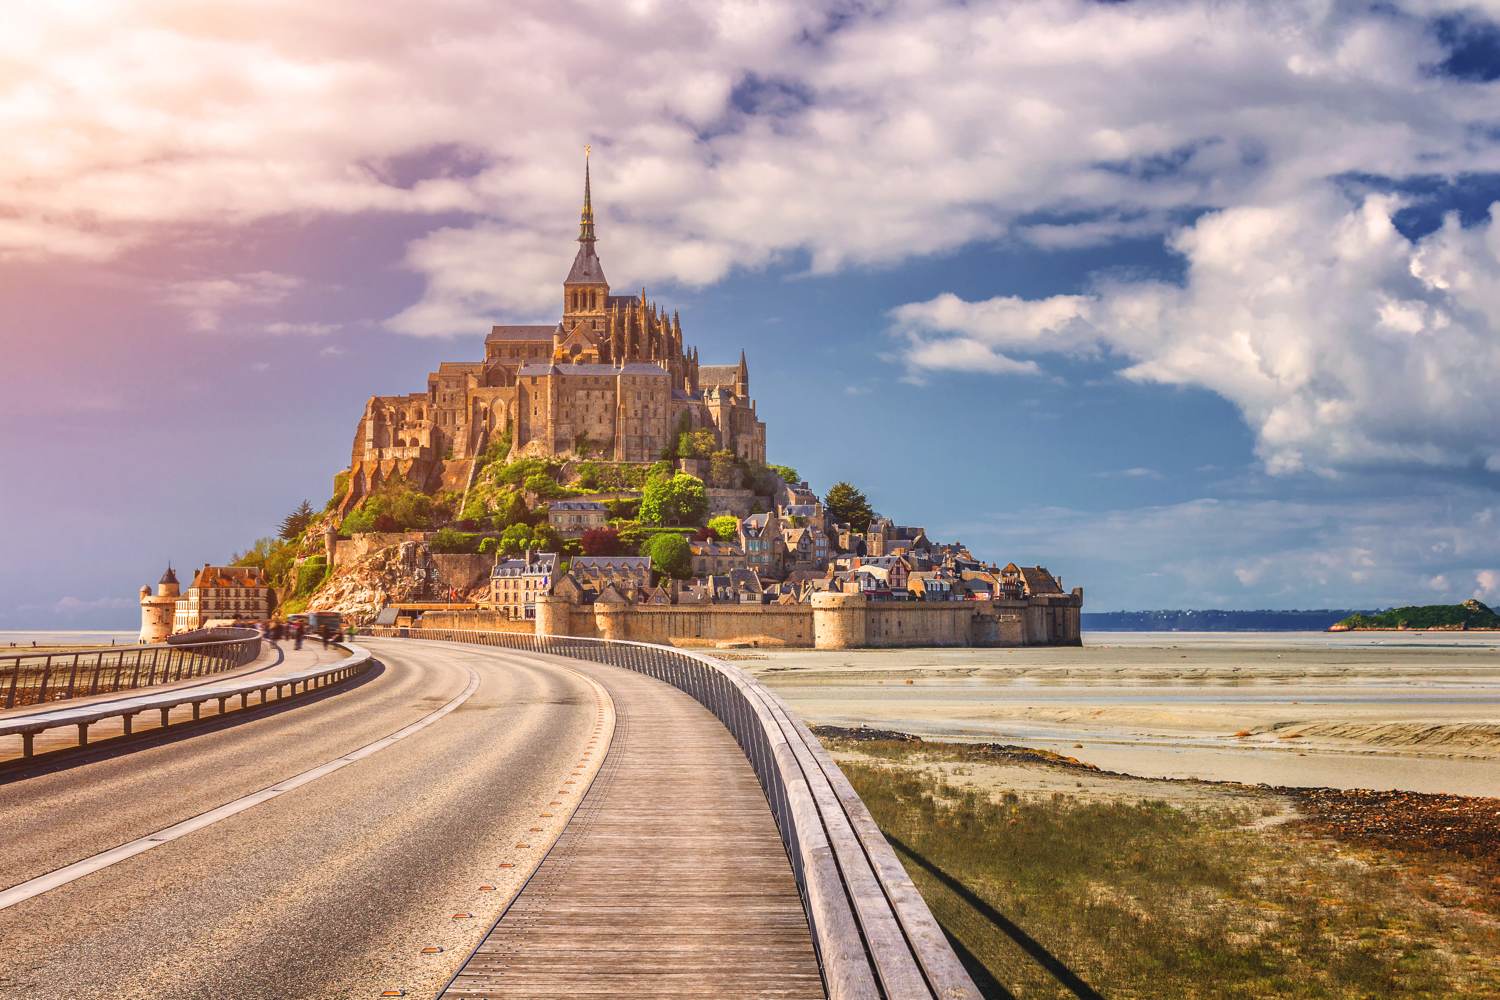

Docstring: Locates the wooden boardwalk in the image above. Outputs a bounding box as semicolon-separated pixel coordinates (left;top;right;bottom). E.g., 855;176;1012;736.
442;658;825;999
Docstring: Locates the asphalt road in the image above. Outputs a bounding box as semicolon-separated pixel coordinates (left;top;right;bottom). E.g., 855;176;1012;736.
0;638;609;1000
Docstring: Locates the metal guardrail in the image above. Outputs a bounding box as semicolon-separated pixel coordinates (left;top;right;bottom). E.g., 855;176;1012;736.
1;628;264;709
0;643;373;761
369;626;981;1000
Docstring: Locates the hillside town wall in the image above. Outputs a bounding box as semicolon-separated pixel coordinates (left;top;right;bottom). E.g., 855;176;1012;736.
334;531;431;565
430;553;495;593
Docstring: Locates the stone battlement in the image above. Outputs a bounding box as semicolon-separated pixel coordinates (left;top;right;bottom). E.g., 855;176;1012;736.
532;590;1081;649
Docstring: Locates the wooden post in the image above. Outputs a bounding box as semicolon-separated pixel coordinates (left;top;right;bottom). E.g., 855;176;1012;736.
76;721;89;747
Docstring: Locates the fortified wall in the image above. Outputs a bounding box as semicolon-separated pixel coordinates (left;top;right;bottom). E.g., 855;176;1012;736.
530;590;1082;649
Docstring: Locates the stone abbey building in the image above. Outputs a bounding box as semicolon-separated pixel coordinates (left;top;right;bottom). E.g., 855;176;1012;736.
340;158;766;513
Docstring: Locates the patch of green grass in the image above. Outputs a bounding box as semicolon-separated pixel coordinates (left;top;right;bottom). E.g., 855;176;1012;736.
840;761;1500;999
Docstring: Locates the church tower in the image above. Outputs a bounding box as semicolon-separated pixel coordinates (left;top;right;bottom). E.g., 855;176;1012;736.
563;148;609;335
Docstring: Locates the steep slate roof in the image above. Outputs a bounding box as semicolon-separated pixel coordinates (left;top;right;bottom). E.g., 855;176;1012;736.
491;553;559;579
698;365;739;386
550;500;608;512
488;325;556;342
159;566;179;586
1019;566;1063;595
566;242;607;284
572;555;652;573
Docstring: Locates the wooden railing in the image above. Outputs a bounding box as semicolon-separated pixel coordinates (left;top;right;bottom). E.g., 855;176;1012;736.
1;628;264;710
368;626;981;1000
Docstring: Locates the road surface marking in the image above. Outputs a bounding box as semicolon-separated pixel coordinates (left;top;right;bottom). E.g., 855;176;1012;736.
0;664;480;912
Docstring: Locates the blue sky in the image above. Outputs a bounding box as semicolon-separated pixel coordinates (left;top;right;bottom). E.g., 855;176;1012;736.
6;0;1500;627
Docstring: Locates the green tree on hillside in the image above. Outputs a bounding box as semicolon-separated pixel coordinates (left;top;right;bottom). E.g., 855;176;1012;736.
678;428;716;459
708;449;740;488
643;533;693;580
707;514;740;542
497;522;560;558
279;500;315;540
639;473;708;527
825;481;874;531
767;464;799;485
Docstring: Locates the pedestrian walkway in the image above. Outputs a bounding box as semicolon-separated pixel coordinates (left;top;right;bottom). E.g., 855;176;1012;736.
442;655;824;999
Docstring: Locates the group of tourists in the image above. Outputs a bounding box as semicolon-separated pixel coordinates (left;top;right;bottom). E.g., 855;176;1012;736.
253;618;357;651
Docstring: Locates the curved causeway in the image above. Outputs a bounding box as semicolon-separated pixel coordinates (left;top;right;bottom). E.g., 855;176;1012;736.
440;649;823;999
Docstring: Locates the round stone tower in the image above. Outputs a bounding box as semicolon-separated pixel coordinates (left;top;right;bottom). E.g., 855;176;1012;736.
139;565;181;644
533;593;567;638
811;591;868;650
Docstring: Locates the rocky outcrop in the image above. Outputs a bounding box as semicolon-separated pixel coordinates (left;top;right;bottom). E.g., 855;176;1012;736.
308;541;489;623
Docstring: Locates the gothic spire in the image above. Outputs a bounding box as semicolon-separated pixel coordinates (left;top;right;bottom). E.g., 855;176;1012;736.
578;145;596;243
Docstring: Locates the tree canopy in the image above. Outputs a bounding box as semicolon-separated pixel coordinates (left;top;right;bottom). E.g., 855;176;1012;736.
824;481;874;531
707;514;740;542
639;473;708;527
643;532;693;580
497;522;560;557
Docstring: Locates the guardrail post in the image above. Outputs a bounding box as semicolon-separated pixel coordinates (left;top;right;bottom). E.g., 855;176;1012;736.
159;707;170;728
123;712;134;735
5;663;17;710
21;732;34;758
76;721;89;747
38;657;52;704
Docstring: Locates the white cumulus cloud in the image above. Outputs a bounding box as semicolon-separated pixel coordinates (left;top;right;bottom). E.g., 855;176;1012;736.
6;1;1500;336
893;189;1500;476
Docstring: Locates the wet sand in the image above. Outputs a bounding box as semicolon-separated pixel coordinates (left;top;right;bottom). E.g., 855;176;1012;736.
745;631;1500;796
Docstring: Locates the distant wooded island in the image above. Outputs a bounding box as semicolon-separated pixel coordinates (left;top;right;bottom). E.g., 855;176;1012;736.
1085;602;1500;632
1331;600;1500;631
1083;610;1358;632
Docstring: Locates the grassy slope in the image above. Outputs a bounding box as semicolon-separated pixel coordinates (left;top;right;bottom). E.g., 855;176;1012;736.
833;741;1500;1000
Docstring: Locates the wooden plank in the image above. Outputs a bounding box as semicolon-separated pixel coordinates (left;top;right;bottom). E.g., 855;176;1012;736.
442;661;825;1000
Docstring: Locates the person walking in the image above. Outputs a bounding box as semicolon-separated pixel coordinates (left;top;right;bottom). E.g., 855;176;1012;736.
292;620;304;651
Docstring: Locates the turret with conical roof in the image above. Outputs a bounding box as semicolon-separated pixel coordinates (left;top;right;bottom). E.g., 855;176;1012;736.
139;563;180;643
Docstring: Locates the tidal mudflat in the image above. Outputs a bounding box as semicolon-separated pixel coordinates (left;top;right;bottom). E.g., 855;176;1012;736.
744;631;1500;796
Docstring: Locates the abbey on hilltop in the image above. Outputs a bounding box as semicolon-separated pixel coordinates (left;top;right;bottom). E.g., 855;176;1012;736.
340;154;766;514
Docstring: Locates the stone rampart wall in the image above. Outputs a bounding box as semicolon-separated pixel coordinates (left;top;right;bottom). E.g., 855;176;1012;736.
597;603;813;646
418;610;535;633
535;591;1083;649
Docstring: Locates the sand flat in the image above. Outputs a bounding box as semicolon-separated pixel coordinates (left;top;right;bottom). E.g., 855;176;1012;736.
746;631;1500;795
